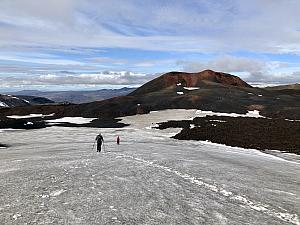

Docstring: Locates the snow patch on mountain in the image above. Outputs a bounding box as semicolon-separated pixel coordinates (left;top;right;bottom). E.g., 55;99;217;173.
7;113;55;119
183;87;200;90
0;101;8;107
46;117;97;124
195;110;263;118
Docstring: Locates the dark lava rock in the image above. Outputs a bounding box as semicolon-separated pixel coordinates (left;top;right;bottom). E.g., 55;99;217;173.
0;117;46;130
18;95;55;104
158;116;300;154
156;120;191;129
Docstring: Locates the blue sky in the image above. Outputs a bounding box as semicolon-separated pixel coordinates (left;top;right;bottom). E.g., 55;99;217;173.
0;0;300;91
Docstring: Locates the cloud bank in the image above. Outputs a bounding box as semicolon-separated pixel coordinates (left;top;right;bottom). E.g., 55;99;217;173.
0;71;160;90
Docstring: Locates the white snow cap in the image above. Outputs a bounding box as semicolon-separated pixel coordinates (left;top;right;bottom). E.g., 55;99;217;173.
0;101;8;107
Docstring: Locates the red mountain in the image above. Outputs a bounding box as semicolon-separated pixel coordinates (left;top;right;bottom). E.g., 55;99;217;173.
129;70;252;96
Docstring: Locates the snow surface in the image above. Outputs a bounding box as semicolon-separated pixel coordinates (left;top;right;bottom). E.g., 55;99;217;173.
183;87;200;90
196;109;263;118
209;119;227;123
0;109;299;225
177;91;184;95
2;94;19;100
0;128;23;132
120;109;198;129
249;82;289;88
0;101;8;107
49;189;66;197
120;109;263;129
7;113;55;119
46;117;97;124
285;119;300;122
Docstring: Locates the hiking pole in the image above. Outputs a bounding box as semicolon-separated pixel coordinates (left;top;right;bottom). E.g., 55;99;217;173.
92;140;96;151
103;142;106;153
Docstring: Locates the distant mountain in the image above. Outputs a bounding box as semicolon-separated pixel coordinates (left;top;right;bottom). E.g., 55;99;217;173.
1;70;299;120
262;83;300;96
129;70;251;96
7;87;136;104
264;83;300;90
0;94;54;108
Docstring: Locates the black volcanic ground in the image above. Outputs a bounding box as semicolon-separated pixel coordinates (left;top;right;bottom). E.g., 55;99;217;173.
156;116;300;154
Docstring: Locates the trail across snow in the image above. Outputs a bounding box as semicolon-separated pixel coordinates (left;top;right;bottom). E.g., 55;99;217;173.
110;152;299;225
0;109;299;225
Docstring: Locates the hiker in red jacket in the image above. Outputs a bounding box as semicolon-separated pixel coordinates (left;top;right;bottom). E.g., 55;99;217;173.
116;136;120;145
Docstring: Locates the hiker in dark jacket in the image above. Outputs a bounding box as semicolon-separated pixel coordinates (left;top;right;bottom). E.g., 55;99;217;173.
95;133;104;152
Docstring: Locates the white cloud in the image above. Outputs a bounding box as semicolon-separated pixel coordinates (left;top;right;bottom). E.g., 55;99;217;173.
0;71;160;88
177;55;300;83
177;55;266;74
247;71;300;83
0;0;300;53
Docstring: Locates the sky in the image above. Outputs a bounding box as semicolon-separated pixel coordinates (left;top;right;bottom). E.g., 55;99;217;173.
0;0;300;91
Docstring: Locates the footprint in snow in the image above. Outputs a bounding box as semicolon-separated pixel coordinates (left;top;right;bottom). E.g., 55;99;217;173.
12;214;21;220
50;189;66;197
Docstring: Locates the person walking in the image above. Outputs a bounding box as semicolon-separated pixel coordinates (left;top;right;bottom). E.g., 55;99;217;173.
116;136;120;145
95;133;104;152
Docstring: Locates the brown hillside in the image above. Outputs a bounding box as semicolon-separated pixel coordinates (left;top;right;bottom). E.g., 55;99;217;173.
129;70;252;96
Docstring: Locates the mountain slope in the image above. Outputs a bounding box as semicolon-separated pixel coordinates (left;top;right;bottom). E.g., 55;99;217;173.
263;83;300;96
8;87;136;104
0;94;54;108
264;83;300;90
129;70;252;96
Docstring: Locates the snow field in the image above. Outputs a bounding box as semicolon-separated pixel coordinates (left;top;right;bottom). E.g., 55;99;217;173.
0;109;299;224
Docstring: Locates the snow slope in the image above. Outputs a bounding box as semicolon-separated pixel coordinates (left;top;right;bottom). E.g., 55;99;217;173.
0;110;299;225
